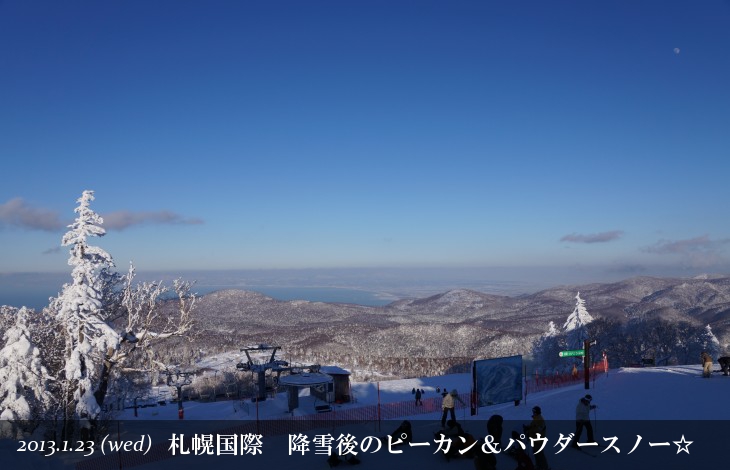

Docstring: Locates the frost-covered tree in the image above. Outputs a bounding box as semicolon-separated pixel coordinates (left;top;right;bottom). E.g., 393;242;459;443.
94;263;196;408
47;190;197;433
0;305;18;350
0;307;53;437
531;321;567;371
54;190;121;424
585;317;623;366
563;292;594;349
546;321;559;337
700;324;720;358
532;295;595;371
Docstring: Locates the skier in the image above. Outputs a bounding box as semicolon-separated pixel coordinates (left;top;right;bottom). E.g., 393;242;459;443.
440;391;455;427
524;406;549;470
718;357;730;376
571;394;597;447
415;388;422;406
701;351;713;378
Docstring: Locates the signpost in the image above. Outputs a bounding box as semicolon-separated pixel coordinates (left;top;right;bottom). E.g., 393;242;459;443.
584;340;592;389
559;340;597;390
558;349;585;358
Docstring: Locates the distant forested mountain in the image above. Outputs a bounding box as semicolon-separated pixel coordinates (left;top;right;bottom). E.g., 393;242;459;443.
153;275;730;379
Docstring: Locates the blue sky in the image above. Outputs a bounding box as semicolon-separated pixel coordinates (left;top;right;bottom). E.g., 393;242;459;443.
2;0;730;284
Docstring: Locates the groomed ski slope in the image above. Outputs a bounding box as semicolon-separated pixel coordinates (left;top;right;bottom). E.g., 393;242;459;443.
120;364;728;422
5;365;726;470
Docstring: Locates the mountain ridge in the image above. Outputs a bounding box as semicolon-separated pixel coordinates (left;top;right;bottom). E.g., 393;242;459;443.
171;275;730;379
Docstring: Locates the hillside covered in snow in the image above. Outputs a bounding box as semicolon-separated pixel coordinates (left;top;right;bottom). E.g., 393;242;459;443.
148;276;730;379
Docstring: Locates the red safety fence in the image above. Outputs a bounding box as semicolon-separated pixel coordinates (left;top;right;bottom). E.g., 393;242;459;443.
525;361;608;396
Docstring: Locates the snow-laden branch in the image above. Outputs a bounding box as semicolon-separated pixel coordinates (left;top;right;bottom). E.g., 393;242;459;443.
109;264;196;367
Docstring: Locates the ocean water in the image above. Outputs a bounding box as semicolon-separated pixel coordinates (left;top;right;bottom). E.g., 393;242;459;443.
0;272;68;310
0;281;395;310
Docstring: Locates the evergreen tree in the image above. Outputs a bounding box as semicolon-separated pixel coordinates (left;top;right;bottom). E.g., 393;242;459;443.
0;307;53;437
546;321;559;337
531;321;566;372
47;190;196;433
0;305;18;350
55;190;121;423
700;324;720;358
563;292;594;350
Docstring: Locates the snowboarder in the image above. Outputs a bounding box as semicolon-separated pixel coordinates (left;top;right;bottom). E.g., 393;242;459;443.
436;420;476;459
327;454;360;467
327;453;344;467
415;388;422;406
524;406;549;470
388;420;412;445
474;449;497;470
718;356;730;376
505;430;535;470
701;351;713;378
571;394;597;447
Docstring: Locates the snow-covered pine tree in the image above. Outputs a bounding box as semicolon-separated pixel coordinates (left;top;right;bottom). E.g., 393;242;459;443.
531;321;567;372
0;307;53;438
700;324;721;358
0;305;18;350
546;321;559;337
55;190;121;424
563;292;594;350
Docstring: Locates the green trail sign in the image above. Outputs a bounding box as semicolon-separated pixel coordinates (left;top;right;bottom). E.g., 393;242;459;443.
559;349;585;358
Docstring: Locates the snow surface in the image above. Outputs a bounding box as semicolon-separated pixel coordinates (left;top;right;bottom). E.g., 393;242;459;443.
116;364;726;422
3;365;729;469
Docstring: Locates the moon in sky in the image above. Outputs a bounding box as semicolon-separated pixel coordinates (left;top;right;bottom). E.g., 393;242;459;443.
674;47;681;54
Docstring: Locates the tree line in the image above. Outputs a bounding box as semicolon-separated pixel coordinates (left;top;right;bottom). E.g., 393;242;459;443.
0;191;197;440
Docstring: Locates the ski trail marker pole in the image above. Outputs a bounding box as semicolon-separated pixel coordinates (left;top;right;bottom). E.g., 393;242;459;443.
593;406;597;437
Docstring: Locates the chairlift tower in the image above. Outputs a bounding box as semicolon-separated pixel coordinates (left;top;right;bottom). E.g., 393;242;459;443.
236;344;322;402
165;369;194;419
236;344;288;401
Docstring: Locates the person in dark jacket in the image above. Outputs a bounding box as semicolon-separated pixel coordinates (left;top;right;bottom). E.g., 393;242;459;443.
524;406;549;470
718;356;730;376
571;394;596;447
436;419;463;459
505;430;535;470
486;414;504;451
415;388;422;406
389;420;412;445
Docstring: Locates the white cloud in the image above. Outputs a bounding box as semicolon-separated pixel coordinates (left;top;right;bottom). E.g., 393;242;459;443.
101;210;204;231
643;235;730;268
560;230;624;244
0;198;63;232
1;197;203;233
